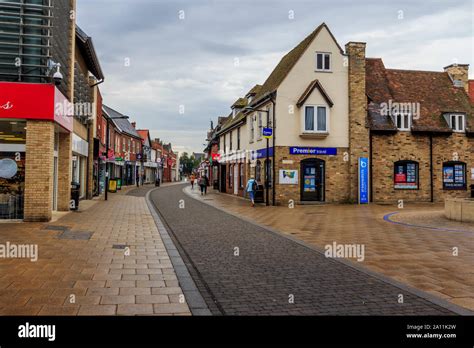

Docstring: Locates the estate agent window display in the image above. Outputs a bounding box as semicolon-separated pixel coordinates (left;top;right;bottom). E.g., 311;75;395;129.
394;160;419;190
442;161;467;190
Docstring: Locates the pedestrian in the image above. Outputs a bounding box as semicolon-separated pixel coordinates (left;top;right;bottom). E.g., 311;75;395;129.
199;175;208;195
245;175;258;207
190;173;196;190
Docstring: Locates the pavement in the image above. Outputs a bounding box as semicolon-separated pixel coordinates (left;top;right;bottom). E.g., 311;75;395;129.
148;183;470;315
0;184;191;316
181;185;474;312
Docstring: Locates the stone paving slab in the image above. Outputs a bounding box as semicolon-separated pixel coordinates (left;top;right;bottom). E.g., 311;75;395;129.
0;185;191;316
149;184;471;315
183;185;474;312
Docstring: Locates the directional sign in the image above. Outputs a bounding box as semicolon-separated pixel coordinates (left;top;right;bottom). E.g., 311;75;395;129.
359;157;369;204
262;127;273;138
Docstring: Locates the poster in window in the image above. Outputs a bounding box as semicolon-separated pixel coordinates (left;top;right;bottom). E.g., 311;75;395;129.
443;164;465;189
303;176;316;192
394;162;418;189
279;170;298;185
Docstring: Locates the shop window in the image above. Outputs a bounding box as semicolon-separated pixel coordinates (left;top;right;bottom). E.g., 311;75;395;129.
239;163;244;188
255;160;262;183
303;105;328;133
394;161;419;189
229;164;233;188
442;161;466;190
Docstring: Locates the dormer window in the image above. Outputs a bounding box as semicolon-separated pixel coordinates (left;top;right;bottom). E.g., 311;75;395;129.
316;52;331;71
448;113;465;132
395;113;411;131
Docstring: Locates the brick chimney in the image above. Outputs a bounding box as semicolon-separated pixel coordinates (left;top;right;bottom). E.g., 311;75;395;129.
346;41;370;203
444;63;469;93
131;122;136;128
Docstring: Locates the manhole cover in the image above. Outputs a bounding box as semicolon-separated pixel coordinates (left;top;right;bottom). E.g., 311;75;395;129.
112;244;129;249
57;230;93;240
43;225;69;232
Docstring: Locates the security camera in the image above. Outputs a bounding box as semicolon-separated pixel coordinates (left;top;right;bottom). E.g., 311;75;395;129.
53;66;63;86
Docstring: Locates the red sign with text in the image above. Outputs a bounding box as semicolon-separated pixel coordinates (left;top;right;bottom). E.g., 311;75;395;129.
0;82;73;132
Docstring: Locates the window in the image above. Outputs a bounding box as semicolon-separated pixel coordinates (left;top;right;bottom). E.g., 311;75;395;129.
316;52;331;71
257;112;263;140
237;127;241;150
304;105;328;133
229;131;233;151
229;164;233;188
395;113;411;131
394;161;419;189
249;116;255;142
223;134;226;153
442;161;466;190
255;160;262;182
239;163;244;188
448;114;465;132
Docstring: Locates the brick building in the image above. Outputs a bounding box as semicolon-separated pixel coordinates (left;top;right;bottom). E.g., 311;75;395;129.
208;23;473;205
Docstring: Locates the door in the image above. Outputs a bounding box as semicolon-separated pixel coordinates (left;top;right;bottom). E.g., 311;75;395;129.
233;164;239;195
301;159;325;201
220;165;226;193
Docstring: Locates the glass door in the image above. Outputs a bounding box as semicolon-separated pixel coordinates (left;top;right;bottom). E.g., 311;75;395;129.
300;159;325;201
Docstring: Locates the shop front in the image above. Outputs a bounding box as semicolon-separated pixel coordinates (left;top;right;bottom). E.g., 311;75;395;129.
0;82;74;221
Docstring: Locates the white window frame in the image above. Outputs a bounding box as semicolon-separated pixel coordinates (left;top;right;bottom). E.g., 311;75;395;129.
249;114;255;143
316;52;331;72
257;112;263;140
301;104;329;134
395;113;411;131
448;113;465;133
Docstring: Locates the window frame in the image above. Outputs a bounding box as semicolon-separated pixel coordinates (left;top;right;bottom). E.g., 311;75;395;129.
239;163;244;188
442;161;467;190
315;52;331;72
302;104;329;133
395;113;412;131
394;160;419;190
447;113;465;133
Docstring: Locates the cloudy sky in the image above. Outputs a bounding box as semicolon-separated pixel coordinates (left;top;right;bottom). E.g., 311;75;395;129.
77;0;473;154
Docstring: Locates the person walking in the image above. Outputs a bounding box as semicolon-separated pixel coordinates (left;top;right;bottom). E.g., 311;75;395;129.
199;175;209;195
245;175;257;207
190;173;196;190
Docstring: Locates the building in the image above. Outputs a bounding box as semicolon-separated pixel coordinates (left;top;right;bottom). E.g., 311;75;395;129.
0;0;76;221
210;23;473;205
137;129;157;184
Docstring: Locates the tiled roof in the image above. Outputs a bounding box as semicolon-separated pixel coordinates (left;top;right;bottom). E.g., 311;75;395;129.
102;105;141;138
366;58;473;133
232;97;248;108
296;79;334;108
251;23;342;106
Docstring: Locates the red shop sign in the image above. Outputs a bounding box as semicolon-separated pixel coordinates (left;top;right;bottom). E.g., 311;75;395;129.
0;82;73;132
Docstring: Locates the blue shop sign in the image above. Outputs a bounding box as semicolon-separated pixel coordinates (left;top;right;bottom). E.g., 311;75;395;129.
289;147;337;156
252;147;274;160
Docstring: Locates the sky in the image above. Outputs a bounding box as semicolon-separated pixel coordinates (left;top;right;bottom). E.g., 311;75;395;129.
77;0;473;154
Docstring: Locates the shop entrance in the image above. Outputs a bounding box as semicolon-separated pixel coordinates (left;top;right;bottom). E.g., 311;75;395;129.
300;159;325;202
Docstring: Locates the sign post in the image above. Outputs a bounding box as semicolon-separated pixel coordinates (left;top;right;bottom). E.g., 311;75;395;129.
358;157;369;204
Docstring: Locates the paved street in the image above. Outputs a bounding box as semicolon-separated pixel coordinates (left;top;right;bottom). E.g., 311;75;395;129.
0;185;190;316
149;183;464;315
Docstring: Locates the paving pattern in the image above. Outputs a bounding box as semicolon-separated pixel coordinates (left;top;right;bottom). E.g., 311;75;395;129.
149;184;458;315
0;185;190;316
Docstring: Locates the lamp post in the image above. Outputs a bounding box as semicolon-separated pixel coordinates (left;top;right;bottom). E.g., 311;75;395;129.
244;106;272;206
105;115;129;201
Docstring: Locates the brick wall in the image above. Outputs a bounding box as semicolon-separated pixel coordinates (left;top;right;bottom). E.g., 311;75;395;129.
24;121;55;222
57;132;72;211
274;146;351;205
346;42;370;203
371;132;473;203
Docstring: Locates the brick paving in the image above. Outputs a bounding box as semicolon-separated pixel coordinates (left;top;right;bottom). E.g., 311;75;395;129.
149;183;462;315
0;185;190;316
182;185;474;312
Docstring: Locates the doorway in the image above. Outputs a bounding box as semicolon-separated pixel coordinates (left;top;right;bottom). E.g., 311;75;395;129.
220;164;226;193
300;159;325;201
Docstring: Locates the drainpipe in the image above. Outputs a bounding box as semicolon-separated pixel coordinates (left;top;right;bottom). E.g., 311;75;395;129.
272;95;276;206
430;134;434;202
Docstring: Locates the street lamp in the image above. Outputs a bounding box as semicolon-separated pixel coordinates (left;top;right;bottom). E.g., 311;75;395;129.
105;115;129;201
244;106;272;206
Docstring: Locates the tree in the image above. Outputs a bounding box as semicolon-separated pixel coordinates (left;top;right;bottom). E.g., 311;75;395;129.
180;152;200;175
